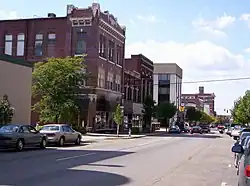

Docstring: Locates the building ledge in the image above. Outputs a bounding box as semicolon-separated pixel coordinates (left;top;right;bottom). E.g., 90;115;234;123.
0;55;33;68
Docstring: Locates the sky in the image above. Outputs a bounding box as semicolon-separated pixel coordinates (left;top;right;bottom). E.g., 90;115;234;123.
1;0;250;115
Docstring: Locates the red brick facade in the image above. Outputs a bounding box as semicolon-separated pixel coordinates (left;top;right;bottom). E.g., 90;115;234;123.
0;3;126;130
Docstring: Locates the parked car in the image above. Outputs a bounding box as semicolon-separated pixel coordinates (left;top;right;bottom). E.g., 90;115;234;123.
169;125;181;134
232;142;250;185
240;128;250;135
226;127;233;136
234;132;250;168
199;125;210;133
190;126;203;134
39;124;82;146
232;126;242;140
0;124;47;151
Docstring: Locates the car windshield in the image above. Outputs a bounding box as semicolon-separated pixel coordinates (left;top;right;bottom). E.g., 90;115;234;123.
0;125;19;133
234;125;241;130
40;126;60;131
243;136;250;147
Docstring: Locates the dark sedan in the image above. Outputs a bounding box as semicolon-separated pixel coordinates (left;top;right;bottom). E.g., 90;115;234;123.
0;124;47;151
169;125;181;134
200;125;210;133
190;126;203;134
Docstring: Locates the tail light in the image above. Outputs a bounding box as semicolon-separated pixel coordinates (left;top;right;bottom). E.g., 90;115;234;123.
244;165;250;177
46;133;56;137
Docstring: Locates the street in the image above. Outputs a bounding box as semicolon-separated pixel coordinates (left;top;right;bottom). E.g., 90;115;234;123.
0;132;238;186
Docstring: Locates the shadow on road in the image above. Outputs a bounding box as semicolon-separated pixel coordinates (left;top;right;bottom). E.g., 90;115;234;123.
0;148;134;186
148;131;221;139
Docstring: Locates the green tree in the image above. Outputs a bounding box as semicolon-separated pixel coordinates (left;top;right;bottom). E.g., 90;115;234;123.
142;95;156;131
233;91;250;125
200;111;215;123
156;102;177;131
0;95;14;125
186;107;202;123
113;104;123;137
32;57;87;124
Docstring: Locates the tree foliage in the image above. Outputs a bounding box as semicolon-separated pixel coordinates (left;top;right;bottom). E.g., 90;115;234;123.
156;102;177;120
186;107;201;122
185;107;214;123
231;90;250;124
0;95;14;125
32;57;87;124
113;104;123;136
200;111;215;123
142;95;156;130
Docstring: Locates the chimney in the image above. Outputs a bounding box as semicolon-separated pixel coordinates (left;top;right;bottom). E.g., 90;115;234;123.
199;86;204;94
48;13;56;18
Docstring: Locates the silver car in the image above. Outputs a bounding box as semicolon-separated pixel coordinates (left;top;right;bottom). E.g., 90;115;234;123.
39;124;82;146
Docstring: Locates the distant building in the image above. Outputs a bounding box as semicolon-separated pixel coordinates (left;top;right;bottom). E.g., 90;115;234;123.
203;104;210;115
153;63;183;107
181;86;215;115
124;54;154;128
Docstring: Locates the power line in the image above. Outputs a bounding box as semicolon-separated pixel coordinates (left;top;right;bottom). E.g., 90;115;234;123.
125;76;250;86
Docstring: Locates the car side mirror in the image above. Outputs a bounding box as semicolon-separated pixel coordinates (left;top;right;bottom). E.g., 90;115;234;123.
232;144;244;154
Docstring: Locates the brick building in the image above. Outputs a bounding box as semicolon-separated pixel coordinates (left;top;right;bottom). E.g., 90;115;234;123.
181;86;215;115
0;3;126;131
124;54;154;129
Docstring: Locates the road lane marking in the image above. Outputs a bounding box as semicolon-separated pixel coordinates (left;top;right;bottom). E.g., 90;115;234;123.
228;164;232;168
56;152;96;162
221;182;227;186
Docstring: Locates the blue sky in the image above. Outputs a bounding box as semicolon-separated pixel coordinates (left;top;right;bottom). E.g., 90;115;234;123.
1;0;250;114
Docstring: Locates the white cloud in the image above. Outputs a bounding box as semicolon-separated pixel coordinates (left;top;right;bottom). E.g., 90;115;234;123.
135;15;165;23
0;10;18;20
245;48;250;53
240;13;250;27
126;40;249;114
192;13;236;37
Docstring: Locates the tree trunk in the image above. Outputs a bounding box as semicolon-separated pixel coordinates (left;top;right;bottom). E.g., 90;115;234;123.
166;118;168;132
117;124;119;137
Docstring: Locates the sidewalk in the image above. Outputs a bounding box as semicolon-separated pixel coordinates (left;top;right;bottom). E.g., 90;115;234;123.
83;133;146;141
81;128;167;142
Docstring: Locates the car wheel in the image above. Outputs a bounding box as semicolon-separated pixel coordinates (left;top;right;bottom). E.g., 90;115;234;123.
40;138;47;149
75;136;81;145
200;132;203;134
59;137;65;147
16;139;24;151
190;132;193;134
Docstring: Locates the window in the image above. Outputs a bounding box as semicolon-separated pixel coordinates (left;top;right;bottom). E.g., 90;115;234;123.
108;40;115;62
107;72;114;90
115;75;121;92
35;34;43;56
159;87;169;94
158;74;169;80
48;33;56;44
98;68;105;88
116;45;121;65
75;32;86;55
99;35;106;58
47;33;56;57
16;34;25;56
4;34;12;55
21;126;30;133
28;126;37;133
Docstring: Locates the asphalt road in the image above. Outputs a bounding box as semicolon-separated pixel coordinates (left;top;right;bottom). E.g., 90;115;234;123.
0;131;238;186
